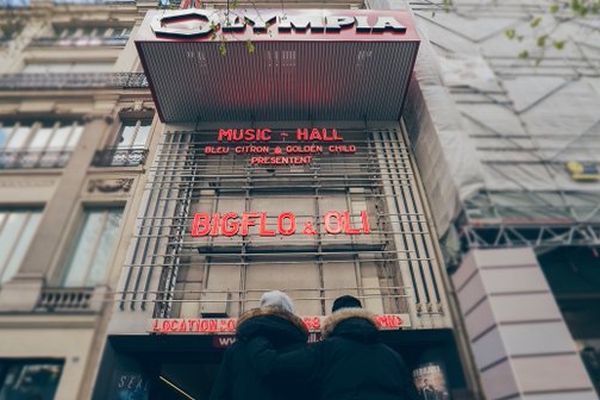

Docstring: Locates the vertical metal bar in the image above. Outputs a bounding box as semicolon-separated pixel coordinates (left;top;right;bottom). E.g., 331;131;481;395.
385;129;437;327
400;122;454;327
373;129;420;327
315;168;326;314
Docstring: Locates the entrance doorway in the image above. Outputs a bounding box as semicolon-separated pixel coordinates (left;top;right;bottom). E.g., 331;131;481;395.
94;329;467;400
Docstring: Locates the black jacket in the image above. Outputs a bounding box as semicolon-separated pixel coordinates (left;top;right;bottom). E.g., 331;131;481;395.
209;307;309;400
249;308;418;400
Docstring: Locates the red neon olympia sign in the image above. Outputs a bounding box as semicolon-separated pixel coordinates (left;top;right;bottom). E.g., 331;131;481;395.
191;211;371;237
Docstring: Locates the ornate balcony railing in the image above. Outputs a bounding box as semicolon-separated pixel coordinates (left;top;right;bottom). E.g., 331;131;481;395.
35;287;96;312
0;149;72;169
0;72;148;90
30;36;129;47
52;0;135;4
92;147;148;167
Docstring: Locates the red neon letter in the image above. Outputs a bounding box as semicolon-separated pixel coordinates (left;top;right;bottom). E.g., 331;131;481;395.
221;212;240;237
243;129;256;141
217;129;233;142
296;128;309;141
277;212;296;236
324;212;343;234
309;128;322;141
361;211;370;234
241;212;260;236
259;128;272;141
258;212;276;236
191;213;211;237
210;213;220;236
343;211;361;235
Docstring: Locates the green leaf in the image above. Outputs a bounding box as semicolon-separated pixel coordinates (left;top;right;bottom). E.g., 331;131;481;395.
518;50;529;59
571;0;580;11
550;4;560;13
537;34;548;47
553;40;566;50
530;16;543;28
218;42;227;56
505;28;516;39
244;40;256;54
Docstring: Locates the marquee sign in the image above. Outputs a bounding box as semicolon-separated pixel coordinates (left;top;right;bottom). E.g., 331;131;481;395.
135;9;419;122
149;314;410;335
204;128;355;166
191;210;371;237
149;9;413;40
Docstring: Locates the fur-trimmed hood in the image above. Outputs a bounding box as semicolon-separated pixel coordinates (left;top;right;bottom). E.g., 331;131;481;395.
322;308;379;341
236;306;308;344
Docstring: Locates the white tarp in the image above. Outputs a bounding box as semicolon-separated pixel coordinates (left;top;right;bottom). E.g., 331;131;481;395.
403;2;600;232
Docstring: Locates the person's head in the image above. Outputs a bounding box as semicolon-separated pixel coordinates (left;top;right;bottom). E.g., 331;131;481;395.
260;290;294;313
331;295;362;313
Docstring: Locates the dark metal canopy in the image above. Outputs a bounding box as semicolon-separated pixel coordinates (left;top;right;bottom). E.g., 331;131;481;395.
136;9;420;122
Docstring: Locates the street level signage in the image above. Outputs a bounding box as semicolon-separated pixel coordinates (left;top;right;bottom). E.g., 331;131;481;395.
149;314;410;335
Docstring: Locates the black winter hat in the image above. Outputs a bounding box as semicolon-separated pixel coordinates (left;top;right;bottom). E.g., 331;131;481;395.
332;295;362;313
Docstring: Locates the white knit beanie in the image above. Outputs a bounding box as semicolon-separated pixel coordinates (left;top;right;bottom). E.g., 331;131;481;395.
260;290;294;313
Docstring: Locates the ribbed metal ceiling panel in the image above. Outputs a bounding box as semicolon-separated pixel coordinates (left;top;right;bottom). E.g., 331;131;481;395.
139;40;418;122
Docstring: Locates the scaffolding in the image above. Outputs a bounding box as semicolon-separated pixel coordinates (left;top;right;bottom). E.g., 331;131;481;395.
406;0;600;251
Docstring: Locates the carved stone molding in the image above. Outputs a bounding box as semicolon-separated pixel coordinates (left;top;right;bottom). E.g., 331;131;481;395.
87;178;134;194
83;114;114;124
118;101;155;119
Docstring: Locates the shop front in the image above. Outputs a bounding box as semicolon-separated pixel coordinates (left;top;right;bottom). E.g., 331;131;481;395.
94;7;473;400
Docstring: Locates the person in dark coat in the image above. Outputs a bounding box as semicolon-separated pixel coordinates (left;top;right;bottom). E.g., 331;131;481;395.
249;295;418;400
209;290;309;400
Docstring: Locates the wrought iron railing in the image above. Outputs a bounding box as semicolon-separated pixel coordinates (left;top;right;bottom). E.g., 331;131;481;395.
53;0;135;4
0;73;148;90
92;147;148;167
35;287;96;312
0;150;72;169
30;36;129;47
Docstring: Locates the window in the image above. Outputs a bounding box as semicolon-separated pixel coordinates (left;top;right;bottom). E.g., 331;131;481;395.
116;119;151;149
0;21;24;42
33;25;132;47
0;121;83;168
62;208;123;287
23;62;114;73
0;360;63;400
55;26;131;39
0;210;43;284
94;119;151;167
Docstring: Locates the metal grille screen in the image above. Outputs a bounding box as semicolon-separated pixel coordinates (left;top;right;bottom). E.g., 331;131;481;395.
119;127;450;329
